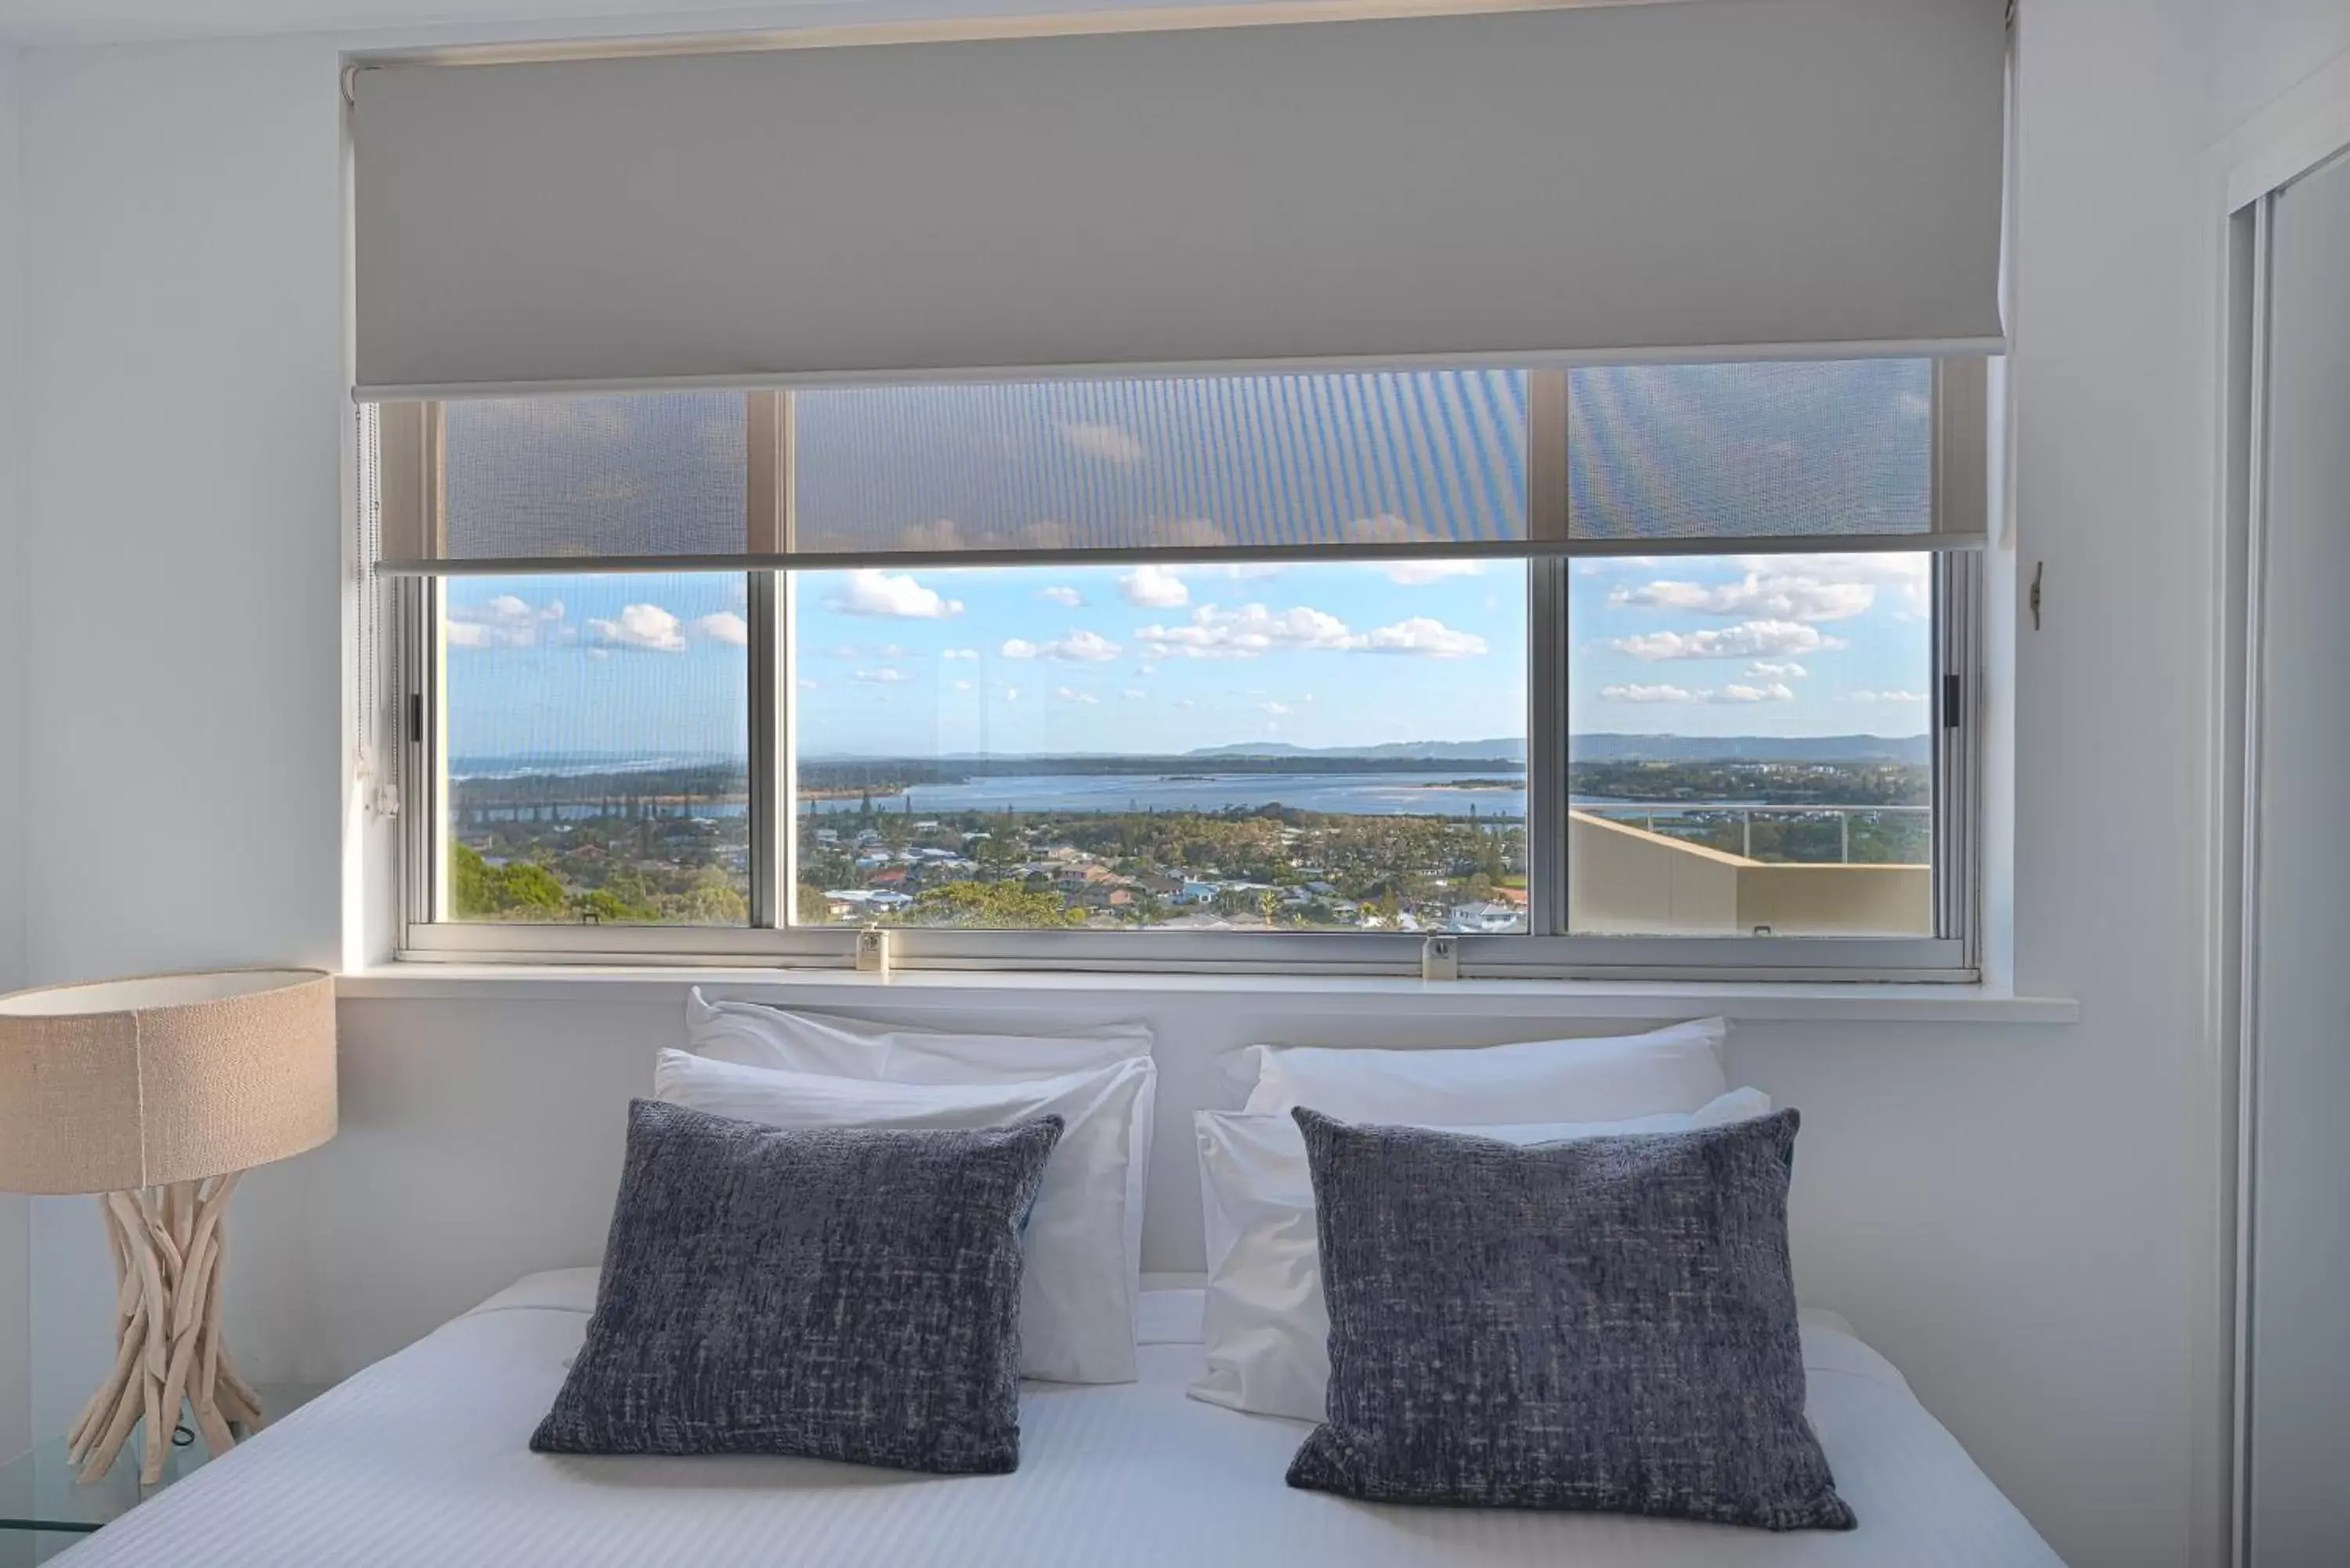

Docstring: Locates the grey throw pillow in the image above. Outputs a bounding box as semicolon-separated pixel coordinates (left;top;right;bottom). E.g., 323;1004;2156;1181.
1287;1107;1855;1531
531;1098;1061;1473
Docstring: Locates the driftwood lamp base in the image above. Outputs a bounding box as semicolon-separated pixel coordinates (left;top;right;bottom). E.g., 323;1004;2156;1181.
66;1175;264;1485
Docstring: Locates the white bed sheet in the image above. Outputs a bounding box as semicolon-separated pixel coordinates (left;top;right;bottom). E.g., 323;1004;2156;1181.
60;1272;2063;1568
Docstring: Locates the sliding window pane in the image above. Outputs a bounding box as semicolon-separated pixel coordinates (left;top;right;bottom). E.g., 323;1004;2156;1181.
441;392;749;559
792;371;1528;556
439;573;751;925
790;561;1528;933
1569;359;1933;543
1567;552;1934;937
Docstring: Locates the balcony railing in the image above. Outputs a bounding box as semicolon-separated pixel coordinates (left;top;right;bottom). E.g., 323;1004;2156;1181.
1571;801;1930;865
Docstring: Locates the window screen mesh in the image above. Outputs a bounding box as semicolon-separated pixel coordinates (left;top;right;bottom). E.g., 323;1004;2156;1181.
1567;359;1933;542
443;392;747;559
790;371;1528;556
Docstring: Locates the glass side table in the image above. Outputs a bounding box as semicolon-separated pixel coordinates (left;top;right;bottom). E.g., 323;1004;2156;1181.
0;1386;327;1566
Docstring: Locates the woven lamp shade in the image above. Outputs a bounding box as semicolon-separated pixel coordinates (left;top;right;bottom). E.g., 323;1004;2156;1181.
0;969;337;1194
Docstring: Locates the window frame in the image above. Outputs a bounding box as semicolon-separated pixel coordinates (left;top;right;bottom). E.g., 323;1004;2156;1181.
393;363;1985;982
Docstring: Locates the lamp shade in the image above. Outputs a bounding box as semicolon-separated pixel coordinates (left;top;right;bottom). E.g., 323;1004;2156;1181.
0;969;337;1194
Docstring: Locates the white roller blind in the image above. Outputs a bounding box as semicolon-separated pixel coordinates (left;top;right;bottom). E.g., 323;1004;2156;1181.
351;0;2007;399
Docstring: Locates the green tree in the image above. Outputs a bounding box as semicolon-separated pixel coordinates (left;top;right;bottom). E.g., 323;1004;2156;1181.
449;843;567;919
904;881;1085;930
678;881;749;926
501;862;568;914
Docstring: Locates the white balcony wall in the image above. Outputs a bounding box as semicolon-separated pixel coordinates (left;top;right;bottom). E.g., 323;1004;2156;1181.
1568;814;1742;934
1569;813;1933;938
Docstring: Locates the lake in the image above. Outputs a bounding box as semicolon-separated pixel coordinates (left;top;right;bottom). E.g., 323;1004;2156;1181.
804;771;1529;820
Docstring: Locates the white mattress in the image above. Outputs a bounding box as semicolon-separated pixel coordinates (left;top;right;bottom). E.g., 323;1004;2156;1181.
60;1271;2063;1568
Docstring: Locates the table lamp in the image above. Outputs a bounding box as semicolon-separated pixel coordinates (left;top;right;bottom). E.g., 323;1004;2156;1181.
0;968;337;1485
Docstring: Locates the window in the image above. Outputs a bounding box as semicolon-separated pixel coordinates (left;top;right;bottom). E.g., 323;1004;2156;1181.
436;573;751;927
1566;553;1937;940
386;360;1981;978
790;562;1530;935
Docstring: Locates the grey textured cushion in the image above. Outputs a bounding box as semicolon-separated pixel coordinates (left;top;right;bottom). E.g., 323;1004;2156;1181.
531;1098;1061;1473
1287;1107;1855;1531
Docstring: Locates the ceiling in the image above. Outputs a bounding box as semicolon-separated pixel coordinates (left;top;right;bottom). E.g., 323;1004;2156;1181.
0;0;1658;51
0;0;895;48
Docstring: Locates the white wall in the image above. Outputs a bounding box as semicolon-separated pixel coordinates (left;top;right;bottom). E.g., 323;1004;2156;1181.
13;29;345;1473
2210;0;2350;136
0;38;31;1470
0;2;2322;1564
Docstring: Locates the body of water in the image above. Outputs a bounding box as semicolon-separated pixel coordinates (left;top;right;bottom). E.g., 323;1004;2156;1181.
806;771;1530;819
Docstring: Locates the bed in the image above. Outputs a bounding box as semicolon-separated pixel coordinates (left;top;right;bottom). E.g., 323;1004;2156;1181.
57;1270;2063;1567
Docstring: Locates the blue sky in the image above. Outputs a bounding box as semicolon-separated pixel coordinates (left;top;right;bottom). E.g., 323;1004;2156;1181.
443;551;1929;761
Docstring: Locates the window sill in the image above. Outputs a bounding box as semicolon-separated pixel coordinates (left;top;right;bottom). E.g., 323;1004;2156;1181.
335;963;2077;1024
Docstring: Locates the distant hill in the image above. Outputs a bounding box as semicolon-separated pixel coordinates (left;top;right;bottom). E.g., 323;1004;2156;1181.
1181;735;1929;765
1570;734;1931;765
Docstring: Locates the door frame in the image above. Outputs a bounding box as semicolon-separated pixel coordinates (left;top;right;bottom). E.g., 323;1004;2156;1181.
2208;60;2350;1568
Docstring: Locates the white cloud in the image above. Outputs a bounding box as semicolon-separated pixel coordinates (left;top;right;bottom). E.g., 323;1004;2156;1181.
587;603;687;653
1119;563;1191;608
1122;688;1147;701
1133;602;1488;660
1054;686;1099;705
1001;630;1121;663
1036;586;1085;607
1341;514;1444;546
1045;629;1122;663
1003;687;1020;702
824;569;964;620
446;594;564;649
1610;571;1875;623
1600;681;1794;705
1746;661;1809;679
1372;561;1485;586
855;667;911;685
797;678;820;691
1357;617;1488;659
1135;602;1358;659
1849;688;1928;704
1058;421;1146;464
1260;700;1294;715
691;612;749;647
1137;663;1160;677
1605;620;1846;662
1737;552;1932;618
941;648;979;661
953;679;976;692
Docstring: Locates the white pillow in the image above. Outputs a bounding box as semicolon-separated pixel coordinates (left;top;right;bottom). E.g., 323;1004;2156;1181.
1191;1088;1773;1422
655;1050;1155;1386
685;990;1152;1082
1240;1016;1728;1125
